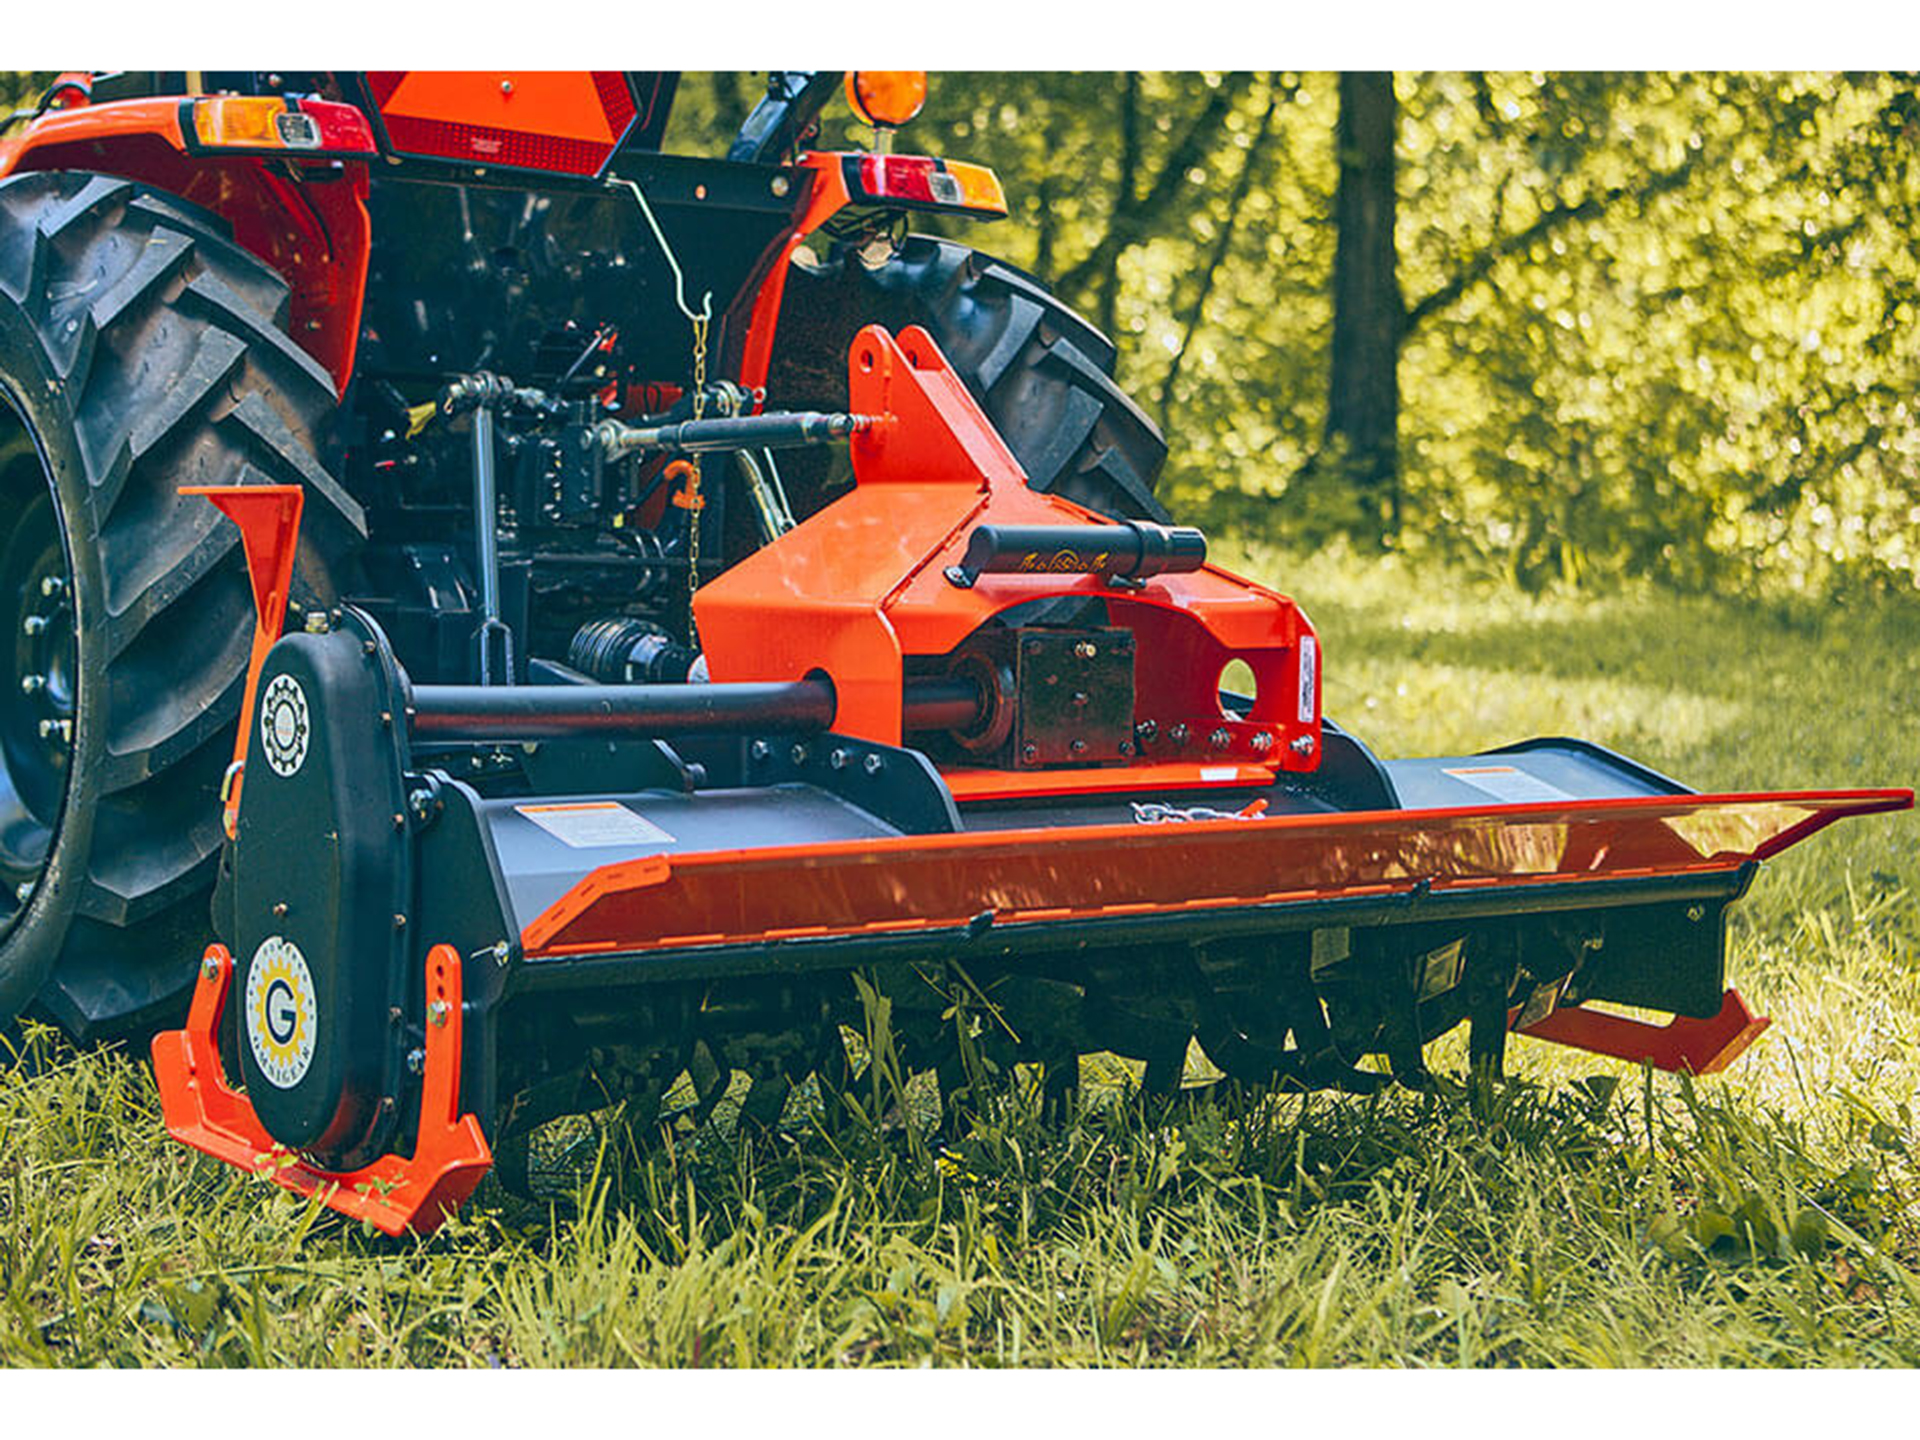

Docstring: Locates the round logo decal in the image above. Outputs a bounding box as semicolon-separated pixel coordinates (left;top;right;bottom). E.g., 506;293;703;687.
245;935;317;1089
260;673;310;778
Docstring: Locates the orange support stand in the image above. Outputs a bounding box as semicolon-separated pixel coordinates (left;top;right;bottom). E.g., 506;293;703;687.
179;484;303;838
150;943;492;1237
1515;988;1771;1076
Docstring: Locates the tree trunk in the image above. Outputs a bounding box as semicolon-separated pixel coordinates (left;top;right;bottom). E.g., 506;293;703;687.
1326;71;1402;540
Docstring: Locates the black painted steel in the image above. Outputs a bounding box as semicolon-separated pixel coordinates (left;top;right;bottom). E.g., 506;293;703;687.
410;674;982;740
947;520;1207;587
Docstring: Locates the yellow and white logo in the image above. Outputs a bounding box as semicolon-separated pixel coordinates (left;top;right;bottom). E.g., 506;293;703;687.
245;935;316;1089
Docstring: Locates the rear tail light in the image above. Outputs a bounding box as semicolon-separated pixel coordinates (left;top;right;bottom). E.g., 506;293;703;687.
846;155;1006;218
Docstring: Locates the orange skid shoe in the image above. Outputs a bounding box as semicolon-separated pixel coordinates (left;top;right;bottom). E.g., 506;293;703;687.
151;943;491;1237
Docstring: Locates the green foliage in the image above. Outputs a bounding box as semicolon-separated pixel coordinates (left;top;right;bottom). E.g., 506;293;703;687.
4;541;1916;1367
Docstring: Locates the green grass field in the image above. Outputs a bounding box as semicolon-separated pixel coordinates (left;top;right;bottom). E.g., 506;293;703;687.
3;545;1916;1367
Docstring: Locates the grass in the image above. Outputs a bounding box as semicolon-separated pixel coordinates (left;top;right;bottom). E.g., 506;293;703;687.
2;543;1917;1367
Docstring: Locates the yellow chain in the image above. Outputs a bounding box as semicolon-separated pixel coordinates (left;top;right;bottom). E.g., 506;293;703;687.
685;313;709;644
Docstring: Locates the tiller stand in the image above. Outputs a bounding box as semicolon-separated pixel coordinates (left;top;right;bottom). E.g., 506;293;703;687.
152;327;1910;1235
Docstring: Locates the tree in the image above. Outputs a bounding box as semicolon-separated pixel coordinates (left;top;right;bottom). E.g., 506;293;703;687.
1324;71;1402;540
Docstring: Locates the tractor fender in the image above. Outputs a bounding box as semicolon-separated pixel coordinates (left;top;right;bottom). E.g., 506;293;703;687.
0;98;374;391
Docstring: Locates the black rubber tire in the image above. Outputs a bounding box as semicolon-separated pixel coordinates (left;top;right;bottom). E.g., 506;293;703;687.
0;171;364;1041
764;234;1170;522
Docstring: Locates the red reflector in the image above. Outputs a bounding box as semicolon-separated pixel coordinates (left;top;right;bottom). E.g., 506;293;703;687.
364;72;636;177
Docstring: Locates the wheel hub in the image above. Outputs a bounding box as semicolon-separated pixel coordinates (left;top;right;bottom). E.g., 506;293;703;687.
0;391;77;937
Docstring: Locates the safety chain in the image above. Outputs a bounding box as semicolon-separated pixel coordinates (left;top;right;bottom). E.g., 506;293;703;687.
683;313;709;641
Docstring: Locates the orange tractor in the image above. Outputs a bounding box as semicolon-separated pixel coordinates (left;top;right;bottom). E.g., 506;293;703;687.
0;71;1905;1232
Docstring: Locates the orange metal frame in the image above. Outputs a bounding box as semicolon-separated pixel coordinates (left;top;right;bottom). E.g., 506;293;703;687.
1515;988;1771;1075
696;324;1320;772
150;943;491;1237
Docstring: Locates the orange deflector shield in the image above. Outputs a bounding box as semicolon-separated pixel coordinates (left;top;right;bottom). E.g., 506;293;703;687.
521;788;1911;958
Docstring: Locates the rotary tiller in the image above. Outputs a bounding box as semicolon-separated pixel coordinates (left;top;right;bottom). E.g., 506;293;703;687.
149;324;1908;1234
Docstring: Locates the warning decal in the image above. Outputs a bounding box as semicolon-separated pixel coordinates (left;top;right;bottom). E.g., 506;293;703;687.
516;801;678;850
1441;765;1575;806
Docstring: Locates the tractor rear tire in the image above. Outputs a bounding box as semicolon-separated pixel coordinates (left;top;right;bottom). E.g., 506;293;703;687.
766;234;1170;523
0;171;363;1040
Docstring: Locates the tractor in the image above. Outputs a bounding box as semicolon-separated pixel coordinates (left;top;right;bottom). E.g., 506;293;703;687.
0;71;1905;1232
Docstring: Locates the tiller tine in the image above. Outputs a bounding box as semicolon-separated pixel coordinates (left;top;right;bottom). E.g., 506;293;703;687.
152;326;1911;1233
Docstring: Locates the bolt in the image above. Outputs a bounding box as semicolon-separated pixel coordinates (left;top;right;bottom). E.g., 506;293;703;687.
862;753;884;776
409;788;434;821
22;614;48;635
771;174;791;197
1118;740;1134;757
37;719;72;742
1209;727;1232;750
750;739;771;762
1074;641;1097;660
428;999;451;1028
500;79;514;94
392;813;407;830
491;940;511;967
1250;732;1274;754
829;747;849;771
1069;738;1088;755
39;575;64;598
1134;720;1158;743
304;610;330;634
20;673;45;695
15;880;34;903
407;1048;426;1075
1021;742;1038;763
790;743;809;765
380;1096;396;1114
1687;905;1705;923
1071;691;1090;708
1290;734;1315;756
272;902;288;918
1168;724;1190;746
393;912;407;929
202;953;222;980
389;1006;404;1024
